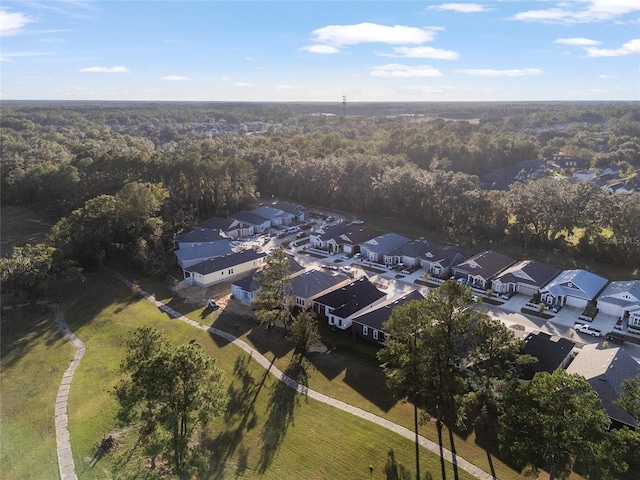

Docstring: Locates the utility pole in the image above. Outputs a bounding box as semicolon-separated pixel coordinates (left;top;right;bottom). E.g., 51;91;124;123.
342;95;347;115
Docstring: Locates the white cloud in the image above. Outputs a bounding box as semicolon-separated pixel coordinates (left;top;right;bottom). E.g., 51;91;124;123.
426;3;490;13
310;23;438;48
456;68;543;77
371;64;443;78
300;45;340;54
41;38;67;44
80;66;130;73
585;39;640;56
513;0;640;24
382;46;459;60
235;82;256;87
555;37;601;46
599;74;619;78
0;9;35;36
161;75;189;81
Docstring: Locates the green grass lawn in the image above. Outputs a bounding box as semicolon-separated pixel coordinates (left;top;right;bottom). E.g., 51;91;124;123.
0;306;75;480
41;270;479;479
0;205;55;254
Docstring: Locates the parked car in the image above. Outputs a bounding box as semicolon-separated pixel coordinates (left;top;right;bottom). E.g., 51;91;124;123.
574;323;602;337
352;220;364;225
605;331;626;344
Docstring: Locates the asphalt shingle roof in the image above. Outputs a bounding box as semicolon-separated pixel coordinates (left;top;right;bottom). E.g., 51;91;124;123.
314;277;386;319
186;250;266;275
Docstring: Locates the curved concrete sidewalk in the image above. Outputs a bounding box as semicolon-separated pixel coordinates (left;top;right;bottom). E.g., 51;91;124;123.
52;303;85;480
114;274;495;480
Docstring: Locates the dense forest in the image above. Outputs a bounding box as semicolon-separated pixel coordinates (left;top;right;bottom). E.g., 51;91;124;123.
1;101;639;276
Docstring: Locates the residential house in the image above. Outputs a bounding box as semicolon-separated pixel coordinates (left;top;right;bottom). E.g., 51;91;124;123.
540;269;608;309
231;273;262;306
520;331;576;380
420;245;470;279
288;269;351;310
351;290;424;345
174;228;227;249
360;232;410;264
567;344;639;430
313;277;387;330
383;239;439;268
174;241;234;269
452;250;517;290
309;224;353;252
573;169;597;181
197;216;254;238
229;210;271;233
325;227;380;255
251;205;295;226
547;155;588;174
597;281;640;332
597;280;640;318
270;201;308;223
183;250;267;287
491;260;559;297
230;255;305;306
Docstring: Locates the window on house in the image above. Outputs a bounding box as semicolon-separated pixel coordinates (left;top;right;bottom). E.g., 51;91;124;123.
338;319;343;327
373;330;379;340
228;268;234;274
363;326;369;336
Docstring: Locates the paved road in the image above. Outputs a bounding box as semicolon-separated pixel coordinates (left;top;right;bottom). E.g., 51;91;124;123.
113;273;495;480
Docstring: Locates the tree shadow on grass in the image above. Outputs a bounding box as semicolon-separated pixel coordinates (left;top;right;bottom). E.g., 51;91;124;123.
384;449;413;480
203;353;274;478
257;353;309;473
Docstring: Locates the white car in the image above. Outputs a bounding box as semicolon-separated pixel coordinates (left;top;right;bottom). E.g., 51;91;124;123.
574;323;602;337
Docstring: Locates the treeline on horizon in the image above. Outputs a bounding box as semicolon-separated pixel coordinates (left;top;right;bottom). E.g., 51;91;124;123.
1;101;639;275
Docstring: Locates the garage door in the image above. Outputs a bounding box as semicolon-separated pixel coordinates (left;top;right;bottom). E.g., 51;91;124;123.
517;284;538;297
596;300;621;317
566;295;587;309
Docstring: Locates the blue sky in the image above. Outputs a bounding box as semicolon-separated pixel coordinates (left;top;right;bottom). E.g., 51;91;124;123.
1;1;639;101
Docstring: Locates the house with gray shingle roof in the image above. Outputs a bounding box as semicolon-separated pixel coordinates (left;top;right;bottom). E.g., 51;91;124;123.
326;227;380;255
309;224;353;252
229;210;271;233
288;269;351;310
540;269;608;309
174;228;227;248
183;249;267;287
567;344;639;430
270;201;308;222
174;241;234;269
383;239;440;267
197;216;254;238
520;331;575;380
420;245;470;279
313;277;387;330
452;250;517;290
351;290;424;345
597;280;640;318
251;205;295;226
491;259;559;297
360;232;410;264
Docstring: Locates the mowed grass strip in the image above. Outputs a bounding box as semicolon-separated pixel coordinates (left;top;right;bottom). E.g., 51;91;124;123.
61;271;477;479
0;306;75;480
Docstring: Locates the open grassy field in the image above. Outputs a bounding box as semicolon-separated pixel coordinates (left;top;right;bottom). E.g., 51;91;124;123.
55;270;481;479
0;205;55;254
0;306;75;479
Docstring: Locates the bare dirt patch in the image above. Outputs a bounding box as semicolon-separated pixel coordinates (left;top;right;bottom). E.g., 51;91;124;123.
170;279;252;317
